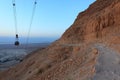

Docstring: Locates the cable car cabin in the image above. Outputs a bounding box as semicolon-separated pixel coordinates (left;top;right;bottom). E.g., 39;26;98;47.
12;0;37;47
14;34;20;46
14;41;20;46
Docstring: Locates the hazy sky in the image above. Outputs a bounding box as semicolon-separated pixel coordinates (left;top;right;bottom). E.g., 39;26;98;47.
0;0;95;38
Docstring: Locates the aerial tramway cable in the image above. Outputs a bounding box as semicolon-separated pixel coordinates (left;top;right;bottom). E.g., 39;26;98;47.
12;0;19;46
26;0;37;47
12;0;38;46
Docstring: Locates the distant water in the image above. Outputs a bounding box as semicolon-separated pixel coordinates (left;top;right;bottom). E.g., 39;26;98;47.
0;36;58;44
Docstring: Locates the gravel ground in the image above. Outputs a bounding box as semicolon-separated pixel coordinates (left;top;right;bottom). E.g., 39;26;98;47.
93;44;120;80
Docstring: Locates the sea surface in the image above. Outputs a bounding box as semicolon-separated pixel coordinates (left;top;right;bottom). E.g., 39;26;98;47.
0;36;58;44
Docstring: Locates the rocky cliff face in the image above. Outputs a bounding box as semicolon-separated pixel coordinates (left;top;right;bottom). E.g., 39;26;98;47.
0;0;120;80
61;0;120;43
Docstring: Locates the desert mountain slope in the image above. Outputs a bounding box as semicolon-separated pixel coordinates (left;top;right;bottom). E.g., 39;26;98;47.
0;0;120;80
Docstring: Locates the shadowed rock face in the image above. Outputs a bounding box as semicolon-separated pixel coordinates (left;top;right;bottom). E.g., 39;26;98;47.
0;0;120;80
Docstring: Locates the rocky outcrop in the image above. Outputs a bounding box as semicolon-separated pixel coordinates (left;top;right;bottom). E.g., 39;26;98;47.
61;0;120;43
0;0;120;80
